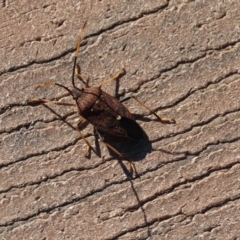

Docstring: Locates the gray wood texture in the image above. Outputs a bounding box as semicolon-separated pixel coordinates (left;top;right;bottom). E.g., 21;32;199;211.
1;0;240;239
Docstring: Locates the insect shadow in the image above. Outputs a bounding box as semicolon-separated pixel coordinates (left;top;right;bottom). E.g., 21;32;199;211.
97;114;150;158
28;22;175;178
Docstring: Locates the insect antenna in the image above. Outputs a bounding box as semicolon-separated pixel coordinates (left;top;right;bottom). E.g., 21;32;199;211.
54;83;76;99
72;21;87;90
32;22;88;101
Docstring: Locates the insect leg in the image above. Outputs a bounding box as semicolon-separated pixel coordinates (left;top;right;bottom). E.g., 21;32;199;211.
75;65;90;87
122;96;175;124
98;68;126;87
95;129;139;178
76;119;95;158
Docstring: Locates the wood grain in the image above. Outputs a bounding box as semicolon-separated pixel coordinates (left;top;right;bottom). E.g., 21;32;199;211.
1;0;240;239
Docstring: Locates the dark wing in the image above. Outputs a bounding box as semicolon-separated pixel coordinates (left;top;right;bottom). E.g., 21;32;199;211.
83;90;143;140
117;116;144;140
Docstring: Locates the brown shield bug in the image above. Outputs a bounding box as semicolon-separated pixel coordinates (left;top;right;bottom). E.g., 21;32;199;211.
28;22;175;177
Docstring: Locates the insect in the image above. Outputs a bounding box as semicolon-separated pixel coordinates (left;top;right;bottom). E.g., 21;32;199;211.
28;22;175;177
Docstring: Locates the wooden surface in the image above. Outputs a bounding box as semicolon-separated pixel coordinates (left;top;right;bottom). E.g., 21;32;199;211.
1;0;240;239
